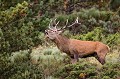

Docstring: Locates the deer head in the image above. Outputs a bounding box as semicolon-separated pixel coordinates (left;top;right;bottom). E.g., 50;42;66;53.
45;17;81;40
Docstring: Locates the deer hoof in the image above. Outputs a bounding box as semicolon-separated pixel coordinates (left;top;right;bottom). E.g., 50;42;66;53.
71;59;77;64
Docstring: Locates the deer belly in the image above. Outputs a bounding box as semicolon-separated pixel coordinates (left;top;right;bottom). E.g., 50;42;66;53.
76;47;95;56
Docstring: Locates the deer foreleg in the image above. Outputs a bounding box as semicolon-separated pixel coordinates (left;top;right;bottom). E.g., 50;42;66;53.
71;53;79;64
74;53;79;61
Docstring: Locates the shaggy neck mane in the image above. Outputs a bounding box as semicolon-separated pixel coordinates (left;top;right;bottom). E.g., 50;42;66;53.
53;35;70;54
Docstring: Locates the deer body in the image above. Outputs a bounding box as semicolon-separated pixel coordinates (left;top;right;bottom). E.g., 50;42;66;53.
53;35;70;54
45;17;109;65
52;34;109;65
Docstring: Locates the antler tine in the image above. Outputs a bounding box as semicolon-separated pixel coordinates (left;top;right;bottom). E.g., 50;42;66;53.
67;17;81;27
75;17;79;23
48;17;81;31
65;19;68;26
53;18;57;25
48;19;54;30
52;18;60;30
54;18;57;23
75;17;81;24
54;21;60;29
62;19;68;29
48;19;52;27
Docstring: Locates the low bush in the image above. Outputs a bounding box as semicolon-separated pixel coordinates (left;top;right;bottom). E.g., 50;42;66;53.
0;50;43;79
54;62;120;79
71;27;120;48
30;47;70;78
109;0;120;11
56;8;120;34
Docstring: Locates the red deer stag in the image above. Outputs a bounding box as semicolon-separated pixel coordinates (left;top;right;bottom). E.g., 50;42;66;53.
45;17;110;65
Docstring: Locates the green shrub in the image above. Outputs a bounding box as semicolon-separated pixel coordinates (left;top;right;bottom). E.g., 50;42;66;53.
71;27;120;47
10;50;29;63
0;52;12;79
54;63;98;79
31;47;70;77
54;62;120;79
55;8;119;34
0;1;51;53
104;33;120;46
71;27;103;41
0;50;44;79
109;0;120;11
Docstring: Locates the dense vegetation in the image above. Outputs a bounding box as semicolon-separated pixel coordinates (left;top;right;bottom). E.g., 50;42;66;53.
0;0;120;79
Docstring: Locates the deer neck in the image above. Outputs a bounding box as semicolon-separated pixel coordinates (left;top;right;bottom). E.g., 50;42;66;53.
53;35;70;53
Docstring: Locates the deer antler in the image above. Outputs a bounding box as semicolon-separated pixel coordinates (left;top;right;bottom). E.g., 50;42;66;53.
48;17;81;31
48;19;60;31
48;19;54;30
60;17;81;30
55;21;59;28
67;17;81;27
62;19;68;29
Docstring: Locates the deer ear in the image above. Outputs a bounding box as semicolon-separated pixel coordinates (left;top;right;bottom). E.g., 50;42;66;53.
45;30;48;35
58;30;63;34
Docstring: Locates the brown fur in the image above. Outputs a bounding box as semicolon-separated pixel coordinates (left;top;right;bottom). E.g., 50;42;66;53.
53;34;110;65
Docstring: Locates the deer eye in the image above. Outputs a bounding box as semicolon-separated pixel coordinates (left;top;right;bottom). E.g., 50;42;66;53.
45;32;48;35
52;30;56;32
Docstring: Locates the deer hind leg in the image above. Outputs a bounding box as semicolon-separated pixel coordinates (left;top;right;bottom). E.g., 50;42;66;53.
96;50;107;65
95;53;105;65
